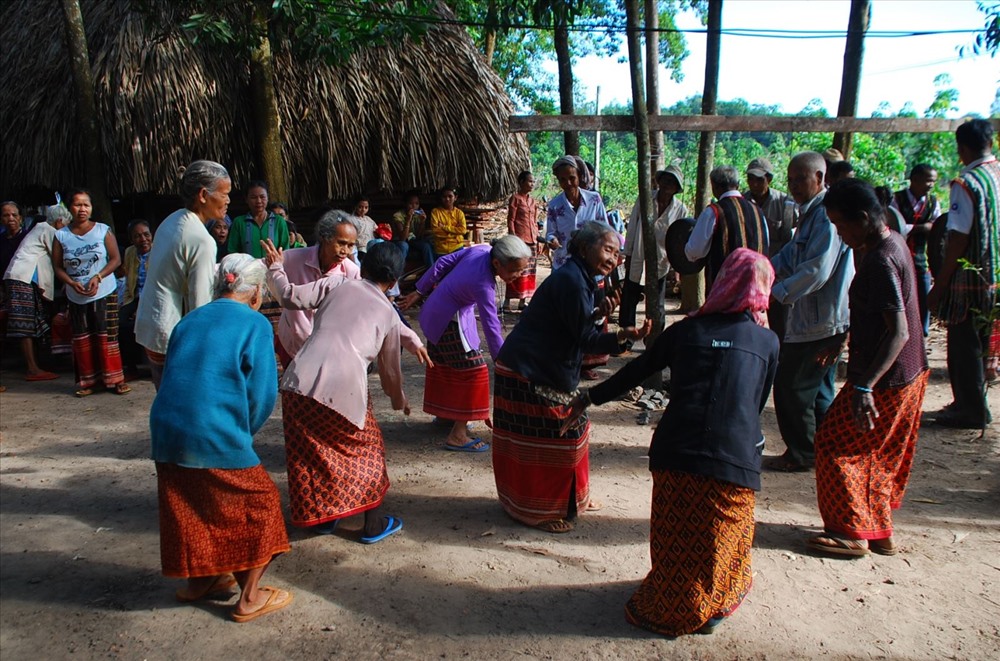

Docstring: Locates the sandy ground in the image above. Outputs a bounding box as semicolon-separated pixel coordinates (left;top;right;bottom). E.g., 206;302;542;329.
1;282;999;660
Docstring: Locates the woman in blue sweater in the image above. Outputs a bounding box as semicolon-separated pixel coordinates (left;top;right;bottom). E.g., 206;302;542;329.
565;248;779;636
150;253;292;623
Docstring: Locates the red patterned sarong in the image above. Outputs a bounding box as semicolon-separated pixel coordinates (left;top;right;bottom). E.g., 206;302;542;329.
282;391;389;527
156;462;290;578
491;362;591;526
815;371;929;541
625;469;755;637
69;294;124;388
423;321;490;421
506;254;537;299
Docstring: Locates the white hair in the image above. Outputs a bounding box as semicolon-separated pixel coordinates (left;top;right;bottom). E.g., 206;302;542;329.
490;234;532;264
214;253;266;299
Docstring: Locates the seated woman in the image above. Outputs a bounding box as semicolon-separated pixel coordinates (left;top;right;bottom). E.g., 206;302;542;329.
429;187;467;258
808;179;929;558
490;222;650;533
265;240;430;541
150;253;292;623
566;248;779;635
351;196;376;261
391;191;435;269
116;220;153;379
3;203;70;380
270;210;360;368
398;235;532;451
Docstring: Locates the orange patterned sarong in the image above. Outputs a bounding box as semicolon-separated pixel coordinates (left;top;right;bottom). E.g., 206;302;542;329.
156;462;290;578
625;469;755;637
282;391;389;527
815;371;928;541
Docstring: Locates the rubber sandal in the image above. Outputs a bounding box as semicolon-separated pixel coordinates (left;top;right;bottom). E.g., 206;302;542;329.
869;538;899;556
443;438;490;453
696;615;726;635
536;519;574;534
585;499;603;512
360;515;403;544
25;371;59;382
230;587;293;623
75;388;94;398
175;574;238;603
806;535;869;557
112;383;132;395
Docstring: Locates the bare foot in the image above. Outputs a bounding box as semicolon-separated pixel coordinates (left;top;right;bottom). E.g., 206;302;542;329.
585;499;603;512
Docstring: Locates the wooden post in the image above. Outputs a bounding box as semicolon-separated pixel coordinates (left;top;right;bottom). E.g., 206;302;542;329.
683;0;723;313
594;86;602;191
554;23;579;155
645;0;663;174
833;0;870;159
60;0;113;226
249;3;289;205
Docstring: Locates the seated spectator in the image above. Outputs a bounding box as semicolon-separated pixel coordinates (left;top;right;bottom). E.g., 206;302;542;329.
116;220;153;379
429;187;467;258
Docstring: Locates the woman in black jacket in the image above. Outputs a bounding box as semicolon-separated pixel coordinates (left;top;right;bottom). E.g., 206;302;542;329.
566;247;779;637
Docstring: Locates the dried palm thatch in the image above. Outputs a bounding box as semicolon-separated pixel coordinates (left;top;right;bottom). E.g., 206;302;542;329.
0;0;529;205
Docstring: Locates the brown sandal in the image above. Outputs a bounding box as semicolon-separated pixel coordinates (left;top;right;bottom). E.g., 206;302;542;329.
175;574;238;603
75;388;94;398
112;383;132;395
536;519;574;534
585;499;604;512
869;537;899;556
231;587;294;623
806;535;869;557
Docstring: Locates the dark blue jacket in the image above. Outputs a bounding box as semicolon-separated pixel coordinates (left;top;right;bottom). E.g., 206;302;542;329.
589;311;778;490
498;254;622;393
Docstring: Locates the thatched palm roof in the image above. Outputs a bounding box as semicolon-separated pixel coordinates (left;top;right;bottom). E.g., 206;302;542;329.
0;0;529;205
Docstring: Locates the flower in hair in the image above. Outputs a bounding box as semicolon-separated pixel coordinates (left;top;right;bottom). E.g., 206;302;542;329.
225;272;237;283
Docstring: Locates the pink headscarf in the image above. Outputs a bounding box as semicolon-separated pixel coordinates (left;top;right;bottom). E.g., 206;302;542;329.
691;248;774;327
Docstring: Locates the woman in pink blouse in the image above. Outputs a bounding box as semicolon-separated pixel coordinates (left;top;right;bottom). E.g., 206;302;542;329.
264;240;431;543
503;171;540;311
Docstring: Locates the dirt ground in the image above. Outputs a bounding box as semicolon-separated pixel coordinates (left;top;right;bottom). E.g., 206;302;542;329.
1;274;999;661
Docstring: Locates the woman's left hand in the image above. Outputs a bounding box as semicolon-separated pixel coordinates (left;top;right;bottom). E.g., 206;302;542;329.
621;319;653;341
598;286;621;318
260;239;283;266
412;346;434;369
84;277;101;296
559;395;589;436
397;291;422;310
852;390;879;431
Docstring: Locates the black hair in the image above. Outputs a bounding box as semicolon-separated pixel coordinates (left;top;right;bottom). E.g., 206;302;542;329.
438;185;458;199
66;187;92;203
247;180;269;193
909;163;936;179
517;170;533;185
955;119;993;154
127;219;151;235
873;185;893;208
353;194;370;206
266;201;287;213
361;241;404;284
827;160;855;181
824;178;885;233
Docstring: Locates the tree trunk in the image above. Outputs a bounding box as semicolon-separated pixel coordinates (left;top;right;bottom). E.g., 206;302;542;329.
554;23;579;155
683;0;723;312
644;0;663;174
60;0;113;226
249;5;288;204
833;0;870;158
625;0;662;389
483;29;497;66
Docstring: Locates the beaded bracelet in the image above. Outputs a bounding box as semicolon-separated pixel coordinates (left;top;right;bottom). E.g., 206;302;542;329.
853;385;873;393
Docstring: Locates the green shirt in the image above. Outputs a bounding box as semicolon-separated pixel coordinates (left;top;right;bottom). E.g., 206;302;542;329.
228;213;290;258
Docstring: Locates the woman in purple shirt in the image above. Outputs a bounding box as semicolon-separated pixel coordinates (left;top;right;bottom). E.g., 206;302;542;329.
399;235;531;451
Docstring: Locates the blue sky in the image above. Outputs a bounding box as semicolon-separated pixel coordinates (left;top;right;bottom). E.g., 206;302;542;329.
565;0;998;117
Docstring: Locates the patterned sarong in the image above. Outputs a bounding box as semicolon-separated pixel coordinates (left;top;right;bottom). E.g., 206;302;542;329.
3;279;50;338
815;371;928;541
625;469;755;637
506;254;537;299
156;462;290;578
50;311;72;355
282;391;389;527
582;279;610;369
423;321;490;420
491;362;591;526
69;294;124;388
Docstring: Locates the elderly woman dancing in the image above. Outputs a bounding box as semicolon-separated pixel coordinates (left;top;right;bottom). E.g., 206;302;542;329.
151;254;291;623
3;203;70;380
566;248;779;635
136;160;230;388
272;210;360;368
265;240;429;542
491;222;650;533
398;235;533;451
807;179;929;558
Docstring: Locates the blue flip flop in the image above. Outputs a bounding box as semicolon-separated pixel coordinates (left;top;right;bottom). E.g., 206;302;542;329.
444;438;490;453
360;516;403;544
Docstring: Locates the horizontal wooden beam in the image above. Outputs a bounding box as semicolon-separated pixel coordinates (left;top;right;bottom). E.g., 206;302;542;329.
509;114;1000;134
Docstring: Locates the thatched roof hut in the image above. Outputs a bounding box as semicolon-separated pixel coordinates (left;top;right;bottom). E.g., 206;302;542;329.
0;0;529;208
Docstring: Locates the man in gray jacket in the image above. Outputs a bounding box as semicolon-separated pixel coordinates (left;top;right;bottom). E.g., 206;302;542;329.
769;151;854;471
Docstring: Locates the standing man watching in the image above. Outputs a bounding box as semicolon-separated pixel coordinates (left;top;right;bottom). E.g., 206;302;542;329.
891;164;941;336
768;152;855;472
685;165;768;293
927;119;999;429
